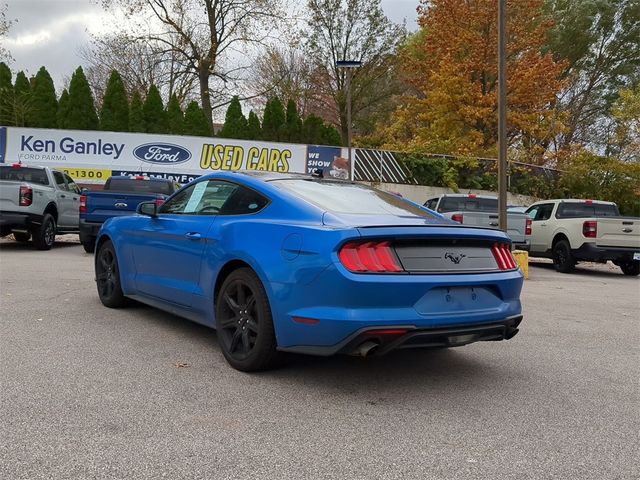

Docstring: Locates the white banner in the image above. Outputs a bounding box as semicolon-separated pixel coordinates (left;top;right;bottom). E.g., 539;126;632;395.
0;127;342;183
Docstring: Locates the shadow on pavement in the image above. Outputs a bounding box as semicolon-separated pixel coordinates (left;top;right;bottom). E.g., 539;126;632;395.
0;240;81;251
529;259;626;278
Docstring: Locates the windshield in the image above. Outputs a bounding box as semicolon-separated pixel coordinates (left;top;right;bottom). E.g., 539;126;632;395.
439;197;497;213
270;179;437;218
556;202;619;218
105;178;174;195
0;167;49;185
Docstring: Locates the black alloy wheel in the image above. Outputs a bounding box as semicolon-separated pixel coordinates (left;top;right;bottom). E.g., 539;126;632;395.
552;239;575;273
620;260;640;276
13;232;31;242
216;268;281;372
95;240;126;308
32;214;56;250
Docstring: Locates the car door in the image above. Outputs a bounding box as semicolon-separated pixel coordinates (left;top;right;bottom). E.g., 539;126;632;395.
131;179;240;307
527;203;555;253
63;173;81;228
51;171;75;228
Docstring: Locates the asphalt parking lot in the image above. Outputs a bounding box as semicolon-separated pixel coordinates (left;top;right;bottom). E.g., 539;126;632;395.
1;236;638;480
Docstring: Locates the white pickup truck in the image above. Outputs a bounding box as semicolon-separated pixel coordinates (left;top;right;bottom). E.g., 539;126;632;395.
525;199;640;275
424;194;531;250
0;164;81;250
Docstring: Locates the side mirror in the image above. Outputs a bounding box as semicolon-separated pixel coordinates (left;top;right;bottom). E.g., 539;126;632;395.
137;201;157;217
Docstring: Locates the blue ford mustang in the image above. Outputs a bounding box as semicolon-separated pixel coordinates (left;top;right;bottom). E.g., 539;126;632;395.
94;172;523;371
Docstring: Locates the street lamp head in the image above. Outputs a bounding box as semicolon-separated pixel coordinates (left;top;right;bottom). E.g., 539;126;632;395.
335;60;362;68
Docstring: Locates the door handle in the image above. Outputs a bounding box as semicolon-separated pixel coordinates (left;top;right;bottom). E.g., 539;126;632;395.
489;222;498;226
60;194;66;198
540;223;547;226
185;232;202;240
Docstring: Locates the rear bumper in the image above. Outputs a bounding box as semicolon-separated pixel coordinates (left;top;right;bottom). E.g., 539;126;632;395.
573;242;638;262
79;219;102;242
513;240;530;252
280;315;523;356
0;211;44;230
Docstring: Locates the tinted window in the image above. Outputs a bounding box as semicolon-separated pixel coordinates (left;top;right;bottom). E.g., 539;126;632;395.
105;178;174;195
0;167;49;185
220;186;269;215
438;196;497;213
424;198;438;210
556;202;619;218
53;171;67;190
527;203;554;221
271;179;437;218
63;174;81;194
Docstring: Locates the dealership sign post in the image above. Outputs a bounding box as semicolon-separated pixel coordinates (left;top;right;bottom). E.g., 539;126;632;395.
0;127;349;184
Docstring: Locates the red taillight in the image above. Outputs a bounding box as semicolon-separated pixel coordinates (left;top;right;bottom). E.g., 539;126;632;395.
585;199;593;205
155;198;165;208
468;194;477;199
491;243;517;270
583;220;597;238
451;213;464;223
339;241;403;273
135;175;145;180
525;218;532;236
12;163;22;169
19;185;32;206
367;329;408;336
79;194;87;214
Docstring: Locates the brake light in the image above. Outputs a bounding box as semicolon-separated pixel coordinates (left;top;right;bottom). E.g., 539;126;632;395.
339;241;403;273
585;199;593;205
11;163;21;169
583;220;597;238
79;194;87;214
451;213;464;223
468;194;477;199
19;185;32;206
135;175;145;180
525;218;532;236
155;198;165;208
491;243;517;270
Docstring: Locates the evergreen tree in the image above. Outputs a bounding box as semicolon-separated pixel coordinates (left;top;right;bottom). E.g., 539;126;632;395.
100;70;129;132
12;71;32;126
183;101;211;136
143;84;168;133
63;67;98;130
28;67;58;128
56;89;69;128
218;95;248;139
262;96;286;141
0;62;13;126
321;124;342;146
285;99;302;142
301;114;325;144
166;94;184;135
246;111;261;140
129;91;145;132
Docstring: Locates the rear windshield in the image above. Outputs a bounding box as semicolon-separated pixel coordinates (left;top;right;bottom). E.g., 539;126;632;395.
556;202;619;218
105;177;174;195
438;196;497;213
270;179;437;218
0;166;49;185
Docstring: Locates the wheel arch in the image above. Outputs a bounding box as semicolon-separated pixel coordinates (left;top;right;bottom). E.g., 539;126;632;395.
213;259;254;307
552;232;570;248
43;202;58;222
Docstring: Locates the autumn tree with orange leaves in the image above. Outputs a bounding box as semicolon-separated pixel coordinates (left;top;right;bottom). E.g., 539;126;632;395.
384;0;566;163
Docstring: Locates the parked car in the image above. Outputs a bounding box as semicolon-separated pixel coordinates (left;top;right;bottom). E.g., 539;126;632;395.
424;194;531;250
525;199;640;275
79;175;181;253
94;171;524;371
0;164;81;249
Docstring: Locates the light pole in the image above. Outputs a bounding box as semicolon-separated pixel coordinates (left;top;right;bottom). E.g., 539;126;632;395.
336;60;362;179
497;0;508;232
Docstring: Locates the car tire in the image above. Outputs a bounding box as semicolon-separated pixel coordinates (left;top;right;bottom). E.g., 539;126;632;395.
95;240;127;308
620;260;640;276
32;214;56;250
552;240;575;273
82;238;96;254
215;268;282;372
13;232;31;242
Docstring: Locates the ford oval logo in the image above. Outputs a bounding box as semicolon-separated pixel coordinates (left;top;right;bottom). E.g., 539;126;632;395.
133;143;191;165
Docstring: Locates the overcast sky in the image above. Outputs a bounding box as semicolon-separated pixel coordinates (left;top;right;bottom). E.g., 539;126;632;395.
4;0;419;92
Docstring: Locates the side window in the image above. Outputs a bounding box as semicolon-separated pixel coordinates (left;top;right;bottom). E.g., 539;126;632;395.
424;198;438;210
64;174;81;194
159;180;238;215
53;171;68;191
526;206;538;220
537;203;554;221
219;186;269;215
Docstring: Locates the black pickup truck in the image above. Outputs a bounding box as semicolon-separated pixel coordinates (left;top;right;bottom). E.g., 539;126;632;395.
79;176;181;253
